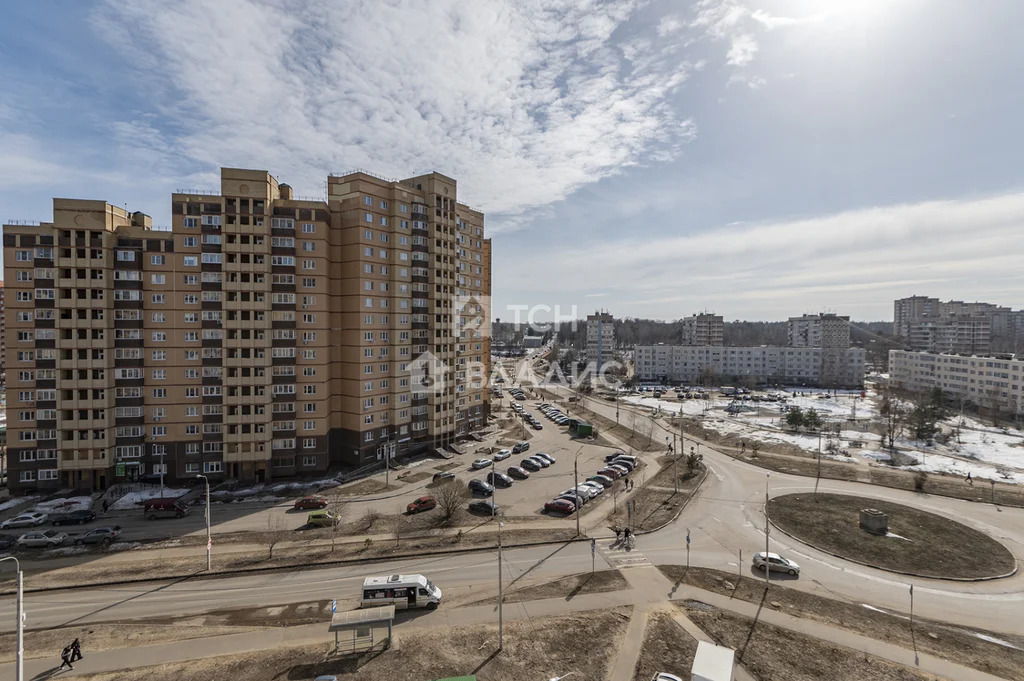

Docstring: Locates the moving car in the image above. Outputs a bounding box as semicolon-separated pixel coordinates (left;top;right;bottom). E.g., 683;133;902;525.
51;509;96;526
520;458;542;472
544;499;576;515
507;466;529;480
406;496;437;514
16;529;67;548
1;512;47;529
74;526;122;546
307;510;341;528
752;551;800;575
471;458;493;470
293;496;329;510
493;449;512;461
468;500;500;516
361;574;442;610
144;498;190;520
486;471;514;488
468;479;494;496
432;471;456;483
511;441;531;454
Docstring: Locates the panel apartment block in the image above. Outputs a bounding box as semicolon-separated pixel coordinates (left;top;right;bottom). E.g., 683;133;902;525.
890;350;1024;415
2;168;490;495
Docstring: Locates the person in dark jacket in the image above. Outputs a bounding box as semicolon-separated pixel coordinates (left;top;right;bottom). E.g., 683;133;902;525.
70;638;82;662
59;646;74;670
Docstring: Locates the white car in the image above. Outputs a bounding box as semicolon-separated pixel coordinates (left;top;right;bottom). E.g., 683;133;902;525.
564;486;598;500
493;449;512;461
651;674;683;681
16;529;67;548
579;482;604;496
1;512;48;529
752;551;801;576
471;458;493;470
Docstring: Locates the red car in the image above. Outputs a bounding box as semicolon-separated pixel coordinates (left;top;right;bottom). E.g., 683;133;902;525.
293;496;328;510
407;496;437;514
544;499;577;515
597;467;622;479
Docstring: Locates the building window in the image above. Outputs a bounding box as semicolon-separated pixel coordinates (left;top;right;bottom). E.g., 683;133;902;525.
203;462;223;473
183;217;198;228
303;439;316;450
302;223;315;233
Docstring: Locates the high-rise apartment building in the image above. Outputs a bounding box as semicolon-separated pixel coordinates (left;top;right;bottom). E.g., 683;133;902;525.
787;313;850;348
2;168;490;495
0;281;6;386
892;296;1019;355
680;313;723;346
586;312;615;368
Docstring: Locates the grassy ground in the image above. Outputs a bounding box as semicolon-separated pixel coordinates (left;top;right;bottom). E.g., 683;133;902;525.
0;622;263;664
632;609;699;681
467;569;628;606
766;493;1015;578
680;601;943;681
659;566;1024;680
16;527;580;590
76;607;632;681
605;463;706;532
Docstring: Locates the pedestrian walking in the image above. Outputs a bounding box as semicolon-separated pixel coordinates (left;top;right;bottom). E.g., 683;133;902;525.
966;472;973;485
102;499;109;514
623;475;629;490
614;527;622;543
70;638;83;662
59;646;74;670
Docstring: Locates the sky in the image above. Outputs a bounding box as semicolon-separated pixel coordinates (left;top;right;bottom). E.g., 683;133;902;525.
2;0;1024;322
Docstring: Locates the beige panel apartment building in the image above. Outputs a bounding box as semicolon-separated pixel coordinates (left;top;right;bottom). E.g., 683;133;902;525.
2;168;490;494
680;313;723;346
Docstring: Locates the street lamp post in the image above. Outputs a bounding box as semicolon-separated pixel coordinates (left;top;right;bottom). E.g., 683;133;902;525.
573;446;584;537
0;556;23;681
196;475;211;570
764;474;770;589
491;460;503;651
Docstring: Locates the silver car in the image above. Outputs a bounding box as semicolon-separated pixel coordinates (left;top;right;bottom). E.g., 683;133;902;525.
752;551;800;576
1;512;48;529
17;529;67;548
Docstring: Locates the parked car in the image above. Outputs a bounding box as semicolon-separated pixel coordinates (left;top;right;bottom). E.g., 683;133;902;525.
611;454;638;466
578;482;604;496
406;496;437;514
1;512;47;529
293;496;329;510
16;529;67;549
0;535;17;552
507;466;529;480
493;449;512;461
468;500;500;516
597;467;623;479
608;461;633;474
531;422;543;430
650;673;683;681
51;510;97;526
752;551;800;575
544;499;577;515
565;486;598;500
471;458;493;470
604;452;629;462
432;471;456;483
587;474;614;488
486;471;514;488
535;452;556;464
74;526;122;546
307;510;341;528
521;458;542;472
528;455;550;468
512;441;531;454
555;494;584;508
468;479;494;496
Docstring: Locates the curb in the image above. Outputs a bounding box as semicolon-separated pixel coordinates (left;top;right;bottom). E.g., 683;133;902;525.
635;464;709;536
1;533;600;596
765;512;1019;583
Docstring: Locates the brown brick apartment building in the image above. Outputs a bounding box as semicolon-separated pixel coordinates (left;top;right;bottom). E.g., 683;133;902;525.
2;168;491;494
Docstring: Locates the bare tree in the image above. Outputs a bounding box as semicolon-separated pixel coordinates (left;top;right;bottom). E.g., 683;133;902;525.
263;513;290;560
880;388;907;450
327;493;348;553
434;480;469;523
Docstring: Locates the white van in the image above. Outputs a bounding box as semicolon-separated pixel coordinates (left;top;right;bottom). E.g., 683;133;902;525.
360;574;442;610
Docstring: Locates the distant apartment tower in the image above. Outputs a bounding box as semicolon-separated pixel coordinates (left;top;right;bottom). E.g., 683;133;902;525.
892;296;1017;355
890;350;1024;415
0;281;5;386
2;167;490;495
680;313;723;346
787;313;850;348
586;312;615;368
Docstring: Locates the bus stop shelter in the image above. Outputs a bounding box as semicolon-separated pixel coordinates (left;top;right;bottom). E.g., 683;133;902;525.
328;605;395;653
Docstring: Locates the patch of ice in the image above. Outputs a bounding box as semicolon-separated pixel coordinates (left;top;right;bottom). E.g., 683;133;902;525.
974;633;1023;650
860;604;909;620
110;488;188;511
107;542;142;552
885;531;910;541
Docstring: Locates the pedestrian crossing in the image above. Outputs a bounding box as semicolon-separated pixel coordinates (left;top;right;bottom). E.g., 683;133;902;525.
598;538;652;569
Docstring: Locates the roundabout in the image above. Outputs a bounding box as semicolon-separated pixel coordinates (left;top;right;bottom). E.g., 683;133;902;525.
766;492;1017;580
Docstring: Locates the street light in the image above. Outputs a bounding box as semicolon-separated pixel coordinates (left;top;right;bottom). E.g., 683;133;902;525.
195;475;211;570
490;460;504;651
573;446;584;537
0;556;23;681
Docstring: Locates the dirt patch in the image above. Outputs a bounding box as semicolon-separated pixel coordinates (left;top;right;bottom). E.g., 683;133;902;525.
395;471;431;484
334;478;405;496
467;569;628;606
681;601;941;681
16;527;581;590
605;464;706;532
632;609;699;681
75;607;632;681
0;622;263;664
434;462;460;472
767;493;1015;579
659;566;1024;680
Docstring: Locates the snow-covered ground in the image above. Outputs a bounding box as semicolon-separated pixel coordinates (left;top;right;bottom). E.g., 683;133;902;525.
0;496;38;513
111;488;188;511
31;496;94;514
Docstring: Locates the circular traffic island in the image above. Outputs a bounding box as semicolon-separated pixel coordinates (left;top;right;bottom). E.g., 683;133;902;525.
766;493;1016;580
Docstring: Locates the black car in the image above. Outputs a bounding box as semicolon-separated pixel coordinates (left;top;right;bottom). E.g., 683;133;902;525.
51;510;97;526
468;500;500;516
468;479;494;496
604;452;628;462
535;452;556;464
486;471;514;488
0;535;17;551
507;466;529;480
432;471;456;483
512;441;530;454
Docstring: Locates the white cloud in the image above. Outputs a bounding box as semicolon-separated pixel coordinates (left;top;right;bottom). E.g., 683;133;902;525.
90;0;700;232
657;15;684;36
507;191;1024;319
726;34;759;66
750;9;821;30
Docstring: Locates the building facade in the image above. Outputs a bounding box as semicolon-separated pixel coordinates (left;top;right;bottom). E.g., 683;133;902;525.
0;281;5;386
892;296;1019;355
889;350;1024;415
2;168;490;495
680;313;723;346
586;312;615;368
634;344;866;388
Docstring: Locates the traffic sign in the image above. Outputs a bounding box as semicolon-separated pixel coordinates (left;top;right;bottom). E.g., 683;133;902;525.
686;529;690;546
591;538;596;554
207;538;212;551
331;599;337;614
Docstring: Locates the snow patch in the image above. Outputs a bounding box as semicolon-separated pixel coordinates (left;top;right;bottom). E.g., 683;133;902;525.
974;633;1023;650
110;488;188;511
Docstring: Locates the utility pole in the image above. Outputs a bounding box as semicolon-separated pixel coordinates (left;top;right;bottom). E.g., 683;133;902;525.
0;557;23;681
492;459;503;650
764;474;770;589
574;446;583;537
815;429;822;500
196;475;211;570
